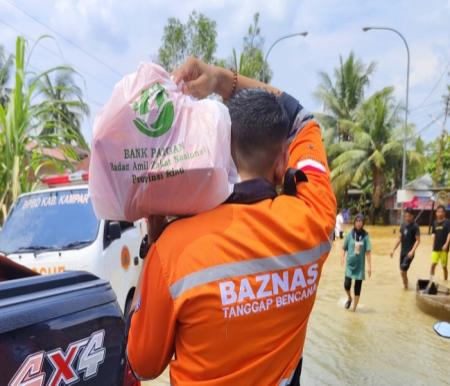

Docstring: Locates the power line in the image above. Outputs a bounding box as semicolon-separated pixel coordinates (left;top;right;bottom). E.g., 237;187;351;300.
410;110;443;127
2;0;123;78
414;113;445;137
406;114;443;142
410;108;441;122
409;100;443;113
0;18;113;91
411;62;449;110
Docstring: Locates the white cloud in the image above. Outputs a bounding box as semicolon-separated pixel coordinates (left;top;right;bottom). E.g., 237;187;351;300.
410;45;441;87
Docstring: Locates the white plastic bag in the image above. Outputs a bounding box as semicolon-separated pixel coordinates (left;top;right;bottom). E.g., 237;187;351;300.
89;62;232;221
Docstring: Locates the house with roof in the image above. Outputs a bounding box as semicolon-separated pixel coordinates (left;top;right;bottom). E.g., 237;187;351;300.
384;174;450;227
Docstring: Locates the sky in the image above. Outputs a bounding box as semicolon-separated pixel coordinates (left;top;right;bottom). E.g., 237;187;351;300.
0;0;449;143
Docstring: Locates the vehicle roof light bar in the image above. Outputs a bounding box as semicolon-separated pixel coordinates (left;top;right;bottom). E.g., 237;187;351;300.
41;171;89;186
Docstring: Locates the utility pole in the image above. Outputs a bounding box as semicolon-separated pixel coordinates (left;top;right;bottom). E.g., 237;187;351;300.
362;26;410;224
433;95;449;187
443;93;449;131
362;27;410;191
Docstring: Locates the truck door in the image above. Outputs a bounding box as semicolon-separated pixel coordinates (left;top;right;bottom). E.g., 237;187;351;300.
102;221;143;311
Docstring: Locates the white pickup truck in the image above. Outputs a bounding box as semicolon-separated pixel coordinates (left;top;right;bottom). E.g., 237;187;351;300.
0;172;146;313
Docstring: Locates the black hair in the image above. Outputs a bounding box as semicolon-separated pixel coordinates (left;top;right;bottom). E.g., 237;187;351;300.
354;213;365;224
353;213;367;237
405;207;414;215
227;88;290;174
436;205;446;212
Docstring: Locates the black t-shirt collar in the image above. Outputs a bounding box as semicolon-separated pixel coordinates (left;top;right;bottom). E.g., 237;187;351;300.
225;168;307;205
225;179;277;205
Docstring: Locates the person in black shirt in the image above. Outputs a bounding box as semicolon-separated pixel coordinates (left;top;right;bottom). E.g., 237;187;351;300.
430;205;450;281
390;208;421;289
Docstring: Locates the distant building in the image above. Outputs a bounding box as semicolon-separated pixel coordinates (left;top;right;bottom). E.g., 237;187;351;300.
384;174;450;226
26;141;90;178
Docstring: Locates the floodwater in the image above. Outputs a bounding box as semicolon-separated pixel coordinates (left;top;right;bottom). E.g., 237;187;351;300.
144;226;449;386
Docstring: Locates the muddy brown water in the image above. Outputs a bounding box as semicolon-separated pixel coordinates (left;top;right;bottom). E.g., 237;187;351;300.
144;226;449;386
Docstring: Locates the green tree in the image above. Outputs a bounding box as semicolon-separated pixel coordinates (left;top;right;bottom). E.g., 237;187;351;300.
230;13;271;82
0;45;14;107
426;132;450;186
389;124;427;187
35;71;89;149
0;37;86;223
329;87;423;222
406;135;426;181
315;52;375;141
158;11;218;71
425;87;450;186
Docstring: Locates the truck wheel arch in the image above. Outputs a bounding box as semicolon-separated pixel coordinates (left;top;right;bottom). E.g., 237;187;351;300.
124;288;135;316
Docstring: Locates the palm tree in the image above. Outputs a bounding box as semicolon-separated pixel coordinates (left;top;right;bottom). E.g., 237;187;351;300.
35;71;89;149
0;36;87;223
427;131;450;187
0;45;14;107
329;87;408;222
315;52;375;141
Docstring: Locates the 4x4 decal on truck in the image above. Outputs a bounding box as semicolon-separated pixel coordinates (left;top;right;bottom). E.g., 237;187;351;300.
9;330;106;386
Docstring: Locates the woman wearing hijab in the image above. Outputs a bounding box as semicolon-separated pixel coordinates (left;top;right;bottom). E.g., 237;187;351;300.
341;214;372;312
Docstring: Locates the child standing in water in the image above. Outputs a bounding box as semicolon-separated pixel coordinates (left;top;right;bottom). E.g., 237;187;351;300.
341;214;372;312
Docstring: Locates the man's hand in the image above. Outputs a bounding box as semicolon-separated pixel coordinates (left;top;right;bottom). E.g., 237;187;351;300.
407;250;414;259
173;56;281;100
172;57;220;99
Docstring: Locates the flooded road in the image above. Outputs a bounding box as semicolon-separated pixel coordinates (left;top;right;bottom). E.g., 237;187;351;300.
302;226;449;385
145;226;449;385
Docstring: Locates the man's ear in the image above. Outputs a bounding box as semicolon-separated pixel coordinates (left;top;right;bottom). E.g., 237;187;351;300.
274;146;289;185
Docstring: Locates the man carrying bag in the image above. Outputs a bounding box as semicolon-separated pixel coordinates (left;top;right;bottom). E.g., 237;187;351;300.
127;57;336;385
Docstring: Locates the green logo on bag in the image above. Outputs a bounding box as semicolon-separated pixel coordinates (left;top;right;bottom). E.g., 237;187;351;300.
132;83;174;138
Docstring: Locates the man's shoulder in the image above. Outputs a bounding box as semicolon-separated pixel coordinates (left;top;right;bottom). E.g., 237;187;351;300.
410;222;420;234
167;205;230;230
156;205;233;255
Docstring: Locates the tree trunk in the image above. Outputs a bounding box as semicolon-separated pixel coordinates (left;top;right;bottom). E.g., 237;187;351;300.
370;167;386;224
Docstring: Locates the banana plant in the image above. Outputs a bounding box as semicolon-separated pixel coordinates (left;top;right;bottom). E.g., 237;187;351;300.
0;36;83;224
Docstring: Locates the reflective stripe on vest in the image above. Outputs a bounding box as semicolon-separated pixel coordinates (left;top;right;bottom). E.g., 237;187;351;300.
169;238;332;300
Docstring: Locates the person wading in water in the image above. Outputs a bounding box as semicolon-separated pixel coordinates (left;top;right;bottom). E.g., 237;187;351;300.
341;214;372;312
430;205;449;281
390;208;420;289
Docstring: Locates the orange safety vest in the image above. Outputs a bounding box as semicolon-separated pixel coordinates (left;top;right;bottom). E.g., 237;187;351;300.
128;116;336;385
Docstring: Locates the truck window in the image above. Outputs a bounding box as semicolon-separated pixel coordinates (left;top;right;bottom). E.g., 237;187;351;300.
119;221;134;232
0;189;100;255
